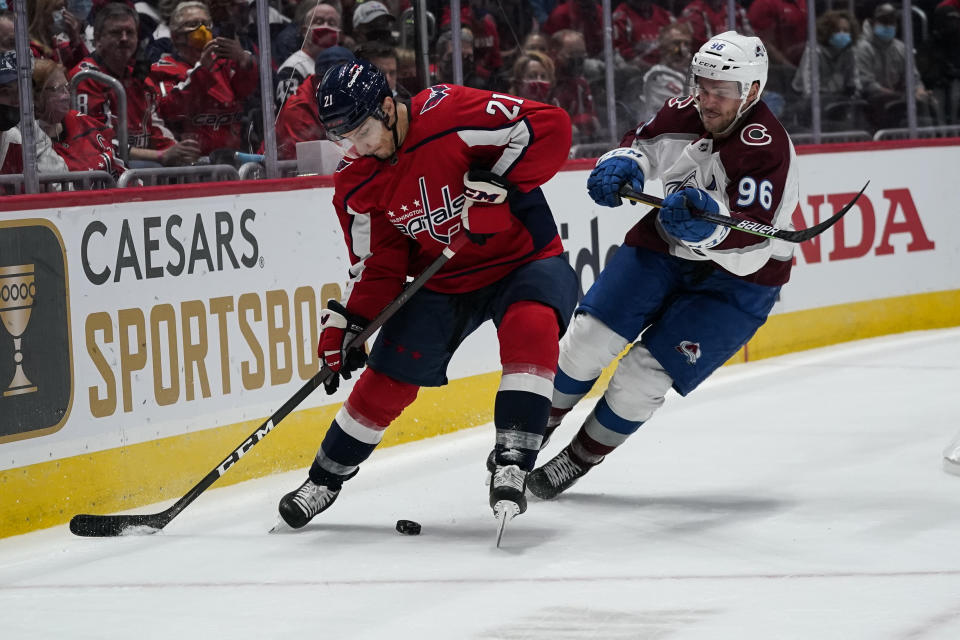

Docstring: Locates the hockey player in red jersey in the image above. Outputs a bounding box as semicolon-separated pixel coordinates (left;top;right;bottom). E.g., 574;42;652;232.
277;60;577;531
526;31;800;499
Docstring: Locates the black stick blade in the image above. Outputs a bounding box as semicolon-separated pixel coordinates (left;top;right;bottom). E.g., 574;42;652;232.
69;513;165;537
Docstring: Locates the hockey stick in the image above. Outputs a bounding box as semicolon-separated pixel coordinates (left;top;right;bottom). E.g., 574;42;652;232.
69;234;470;537
619;181;869;243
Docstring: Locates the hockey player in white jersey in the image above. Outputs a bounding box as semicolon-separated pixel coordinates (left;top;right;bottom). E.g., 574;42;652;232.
527;31;801;499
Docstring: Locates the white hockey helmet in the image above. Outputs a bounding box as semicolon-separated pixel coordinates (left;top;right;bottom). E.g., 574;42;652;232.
690;31;768;100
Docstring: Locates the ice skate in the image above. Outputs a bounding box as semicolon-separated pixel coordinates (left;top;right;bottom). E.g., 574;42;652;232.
277;476;345;529
489;464;527;546
526;446;594;500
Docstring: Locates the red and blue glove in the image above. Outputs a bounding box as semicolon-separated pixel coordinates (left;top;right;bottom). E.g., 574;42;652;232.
318;300;369;394
658;188;728;246
587;148;645;207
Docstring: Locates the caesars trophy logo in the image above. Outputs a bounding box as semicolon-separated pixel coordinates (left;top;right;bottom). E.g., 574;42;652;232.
0;265;38;396
0;221;72;443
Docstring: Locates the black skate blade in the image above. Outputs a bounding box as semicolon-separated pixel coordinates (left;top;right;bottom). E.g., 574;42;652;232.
493;500;520;548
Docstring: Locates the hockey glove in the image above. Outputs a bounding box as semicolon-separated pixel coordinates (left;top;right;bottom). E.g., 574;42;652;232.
587;148;645;207
318;300;369;394
461;169;513;245
658;187;727;245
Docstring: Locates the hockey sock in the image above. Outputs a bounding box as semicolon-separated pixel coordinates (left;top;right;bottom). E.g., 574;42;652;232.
569;396;645;466
311;368;419;483
494;301;560;471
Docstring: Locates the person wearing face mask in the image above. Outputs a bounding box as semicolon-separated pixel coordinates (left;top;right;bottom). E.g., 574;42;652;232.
150;1;257;156
33;57;123;178
0;51;69;189
853;3;935;129
509;51;557;106
273;45;355;159
791;10;861;118
437;6;502;89
28;0;89;68
548;29;600;142
612;0;673;70
275;0;342;111
351;1;396;46
434;27;485;90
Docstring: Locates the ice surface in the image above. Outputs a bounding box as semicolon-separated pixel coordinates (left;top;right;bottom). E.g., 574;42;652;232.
2;328;959;639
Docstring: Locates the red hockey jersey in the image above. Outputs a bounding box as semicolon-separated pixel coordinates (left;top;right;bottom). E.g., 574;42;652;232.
620;97;799;286
68;55;175;152
51;110;125;177
151;53;259;154
332;85;572;321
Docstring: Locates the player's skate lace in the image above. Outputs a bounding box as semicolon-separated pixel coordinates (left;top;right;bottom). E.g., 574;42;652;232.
489;464;528;514
527;447;592;500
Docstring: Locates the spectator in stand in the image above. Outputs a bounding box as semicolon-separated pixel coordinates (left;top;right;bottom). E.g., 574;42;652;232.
276;1;342;111
69;2;199;167
355;40;405;98
680;0;751;51
33;57;123;177
612;0;674;70
274;45;354;160
435;27;487;90
0;51;69;186
352;0;396;45
542;0;603;58
207;0;259;54
151;1;258;156
747;0;806;68
919;4;960;123
509;50;557;105
791;11;860;103
522;31;549;57
0;11;15;51
28;0;89;69
396;45;418;97
634;22;695;123
549;28;600;142
438;5;502;87
854;2;936;129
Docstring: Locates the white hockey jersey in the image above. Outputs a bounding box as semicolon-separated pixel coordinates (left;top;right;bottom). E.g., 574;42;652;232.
622;95;800;286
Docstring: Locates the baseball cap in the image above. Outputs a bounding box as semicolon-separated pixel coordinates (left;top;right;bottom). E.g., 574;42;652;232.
874;3;898;19
352;1;394;29
0;50;16;85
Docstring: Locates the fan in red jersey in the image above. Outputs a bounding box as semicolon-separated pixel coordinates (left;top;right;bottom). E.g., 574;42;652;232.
34;58;125;179
277;60;578;533
527;32;801;501
68;2;199;167
150;1;258;156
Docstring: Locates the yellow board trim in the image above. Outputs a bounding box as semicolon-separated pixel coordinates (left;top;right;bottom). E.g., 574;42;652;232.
3;289;959;538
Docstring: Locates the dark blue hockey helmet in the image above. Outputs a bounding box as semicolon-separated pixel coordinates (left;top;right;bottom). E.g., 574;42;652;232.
317;59;392;140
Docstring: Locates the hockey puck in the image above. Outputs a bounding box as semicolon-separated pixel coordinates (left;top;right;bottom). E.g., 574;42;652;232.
395;519;421;535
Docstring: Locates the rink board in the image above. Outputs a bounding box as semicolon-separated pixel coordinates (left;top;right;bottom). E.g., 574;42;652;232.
0;139;956;537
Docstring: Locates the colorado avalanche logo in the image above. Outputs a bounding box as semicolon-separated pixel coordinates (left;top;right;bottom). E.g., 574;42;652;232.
676;340;701;365
420;85;451;115
740;123;772;147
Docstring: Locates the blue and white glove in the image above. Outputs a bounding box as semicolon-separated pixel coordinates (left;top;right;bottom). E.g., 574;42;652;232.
658;188;728;247
587;148;645;207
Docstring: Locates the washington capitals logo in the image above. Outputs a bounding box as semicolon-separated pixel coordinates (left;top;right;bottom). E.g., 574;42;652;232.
676;340;701;365
420;85;451;115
